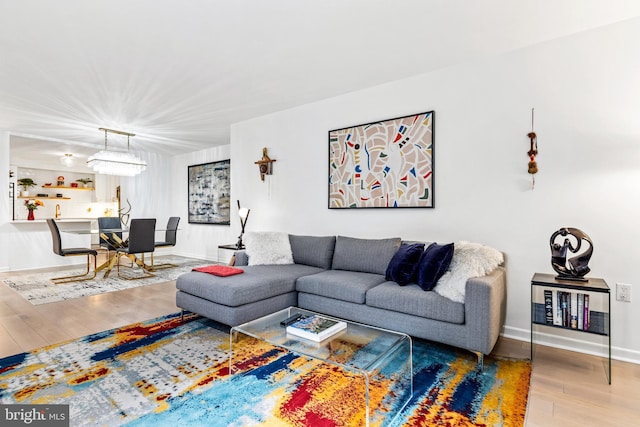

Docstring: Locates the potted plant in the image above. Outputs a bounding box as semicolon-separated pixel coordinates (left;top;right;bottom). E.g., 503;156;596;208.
76;178;93;188
17;178;37;197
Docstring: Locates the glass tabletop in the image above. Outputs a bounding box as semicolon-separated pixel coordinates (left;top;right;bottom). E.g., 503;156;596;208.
63;227;126;234
63;228;172;234
232;306;411;372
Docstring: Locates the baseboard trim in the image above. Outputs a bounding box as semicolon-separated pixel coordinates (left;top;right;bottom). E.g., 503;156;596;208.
171;250;218;264
502;325;640;365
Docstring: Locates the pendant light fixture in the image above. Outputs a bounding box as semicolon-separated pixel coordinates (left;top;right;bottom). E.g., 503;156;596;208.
60;153;75;167
87;128;147;176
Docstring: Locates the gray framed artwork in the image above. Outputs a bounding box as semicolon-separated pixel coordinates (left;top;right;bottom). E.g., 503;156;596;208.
188;159;231;224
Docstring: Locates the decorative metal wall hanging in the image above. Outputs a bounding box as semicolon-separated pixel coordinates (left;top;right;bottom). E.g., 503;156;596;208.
188;159;231;224
549;227;593;281
527;108;538;190
255;147;276;181
329;110;434;209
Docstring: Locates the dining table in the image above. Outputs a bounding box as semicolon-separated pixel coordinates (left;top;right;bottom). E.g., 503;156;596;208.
62;226;160;278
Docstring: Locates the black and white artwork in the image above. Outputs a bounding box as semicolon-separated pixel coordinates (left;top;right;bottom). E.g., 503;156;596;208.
188;160;231;225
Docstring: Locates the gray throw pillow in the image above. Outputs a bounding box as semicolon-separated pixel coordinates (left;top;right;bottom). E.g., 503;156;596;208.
332;236;401;275
288;235;336;269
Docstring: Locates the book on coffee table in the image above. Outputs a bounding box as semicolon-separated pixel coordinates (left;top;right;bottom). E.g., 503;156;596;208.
286;314;347;342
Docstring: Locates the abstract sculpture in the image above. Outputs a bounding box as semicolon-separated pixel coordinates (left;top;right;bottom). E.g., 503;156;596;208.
550;227;593;281
527;108;538;190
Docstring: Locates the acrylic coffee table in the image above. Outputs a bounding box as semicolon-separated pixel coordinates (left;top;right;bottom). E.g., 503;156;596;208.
230;307;413;426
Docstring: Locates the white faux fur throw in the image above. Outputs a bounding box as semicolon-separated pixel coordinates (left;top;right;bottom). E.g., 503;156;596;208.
433;241;503;303
244;231;294;266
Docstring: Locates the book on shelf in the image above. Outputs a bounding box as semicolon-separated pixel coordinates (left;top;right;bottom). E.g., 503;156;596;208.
583;294;590;331
286;314;347;342
544;290;553;325
539;289;597;332
577;293;584;330
570;292;578;329
552;290;563;326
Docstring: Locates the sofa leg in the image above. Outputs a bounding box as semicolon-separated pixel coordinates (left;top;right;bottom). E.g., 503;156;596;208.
472;351;484;370
180;309;185;322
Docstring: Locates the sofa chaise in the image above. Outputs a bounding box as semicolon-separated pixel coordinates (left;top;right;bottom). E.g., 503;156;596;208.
175;234;506;363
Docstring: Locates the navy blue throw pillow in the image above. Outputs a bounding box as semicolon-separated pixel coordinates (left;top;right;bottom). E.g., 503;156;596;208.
416;242;454;291
385;243;425;285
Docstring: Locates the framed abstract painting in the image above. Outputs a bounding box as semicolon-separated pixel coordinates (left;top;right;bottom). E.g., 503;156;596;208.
188;159;231;224
329;110;434;209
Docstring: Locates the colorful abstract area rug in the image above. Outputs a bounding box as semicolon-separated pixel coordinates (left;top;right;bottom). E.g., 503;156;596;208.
0;256;210;305
0;313;531;426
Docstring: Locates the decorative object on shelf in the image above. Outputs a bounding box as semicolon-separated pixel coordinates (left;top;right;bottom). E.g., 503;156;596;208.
187;160;231;225
87;128;147;176
329;110;434;209
118;199;132;227
60;153;75;167
9;170;14;178
57;176;65;186
17;178;37;197
76;178;93;188
254;147;276;181
550;227;593;282
527;108;538;190
24;198;44;221
235;200;250;249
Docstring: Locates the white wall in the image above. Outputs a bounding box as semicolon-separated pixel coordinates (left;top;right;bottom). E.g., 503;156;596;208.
0;132;10;271
230;18;640;362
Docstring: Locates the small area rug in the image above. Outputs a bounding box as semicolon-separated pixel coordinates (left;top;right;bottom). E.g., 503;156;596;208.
0;256;210;305
0;314;531;426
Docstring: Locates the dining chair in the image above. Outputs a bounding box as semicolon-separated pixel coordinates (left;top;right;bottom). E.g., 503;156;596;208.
98;216;124;254
115;218;156;280
151;216;180;270
46;218;98;284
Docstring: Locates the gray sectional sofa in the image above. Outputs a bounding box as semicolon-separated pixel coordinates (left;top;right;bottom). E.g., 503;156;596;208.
175;235;506;361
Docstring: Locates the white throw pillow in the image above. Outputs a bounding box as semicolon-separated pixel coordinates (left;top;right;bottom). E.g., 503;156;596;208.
433;241;504;303
244;231;294;266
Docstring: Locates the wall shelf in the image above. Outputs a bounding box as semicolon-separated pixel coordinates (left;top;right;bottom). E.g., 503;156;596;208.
41;186;94;190
18;196;71;200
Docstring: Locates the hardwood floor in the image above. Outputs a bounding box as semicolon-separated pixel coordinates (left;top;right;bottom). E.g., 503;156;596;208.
1;262;639;426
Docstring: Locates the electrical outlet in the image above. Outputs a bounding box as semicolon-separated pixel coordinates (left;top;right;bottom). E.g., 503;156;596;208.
616;283;632;302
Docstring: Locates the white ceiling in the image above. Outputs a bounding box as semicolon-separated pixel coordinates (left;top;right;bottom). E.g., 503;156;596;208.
3;0;640;167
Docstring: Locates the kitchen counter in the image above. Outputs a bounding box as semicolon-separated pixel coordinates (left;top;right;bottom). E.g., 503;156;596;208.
11;218;94;224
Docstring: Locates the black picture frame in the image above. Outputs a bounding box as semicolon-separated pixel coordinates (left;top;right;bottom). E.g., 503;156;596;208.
328;110;434;209
188;159;231;224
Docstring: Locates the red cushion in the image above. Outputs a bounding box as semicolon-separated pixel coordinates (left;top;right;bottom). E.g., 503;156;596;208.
192;265;244;277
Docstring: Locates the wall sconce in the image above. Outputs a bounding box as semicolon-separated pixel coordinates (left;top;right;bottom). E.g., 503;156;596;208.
255;147;276;181
236;200;250;249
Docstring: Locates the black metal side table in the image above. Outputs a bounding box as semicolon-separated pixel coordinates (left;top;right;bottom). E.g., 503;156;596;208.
530;273;611;384
218;244;244;265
